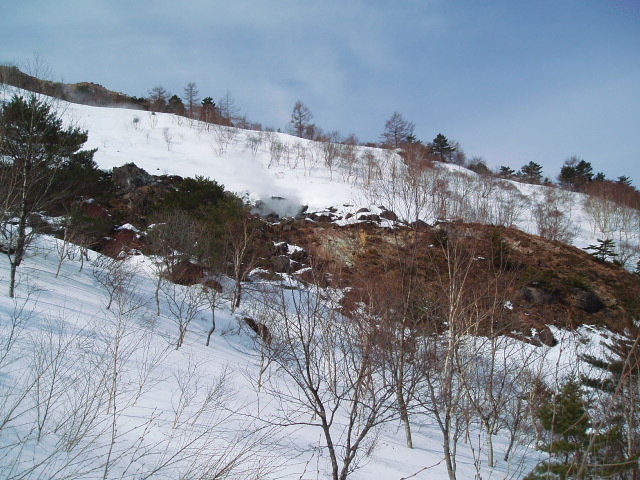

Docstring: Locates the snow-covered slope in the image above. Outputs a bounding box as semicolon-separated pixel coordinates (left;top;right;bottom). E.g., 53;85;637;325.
1;89;638;479
69;97;637;255
0;234;559;479
5;85;638;256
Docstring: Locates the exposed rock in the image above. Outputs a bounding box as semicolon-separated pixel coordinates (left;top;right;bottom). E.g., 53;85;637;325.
535;327;558;347
112;163;154;192
408;219;430;230
273;242;289;256
203;278;223;293
97;227;146;257
243;317;272;344
290;248;308;264
309;213;335;222
380;210;398;221
575;290;606;314
272;255;291;273
358;213;381;222
163;259;206;286
80;200;110;220
519;285;558;305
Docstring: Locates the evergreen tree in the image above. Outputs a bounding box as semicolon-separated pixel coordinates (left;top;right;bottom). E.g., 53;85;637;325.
0;94;93;297
526;381;628;479
526;381;590;479
200;96;217;123
499;165;516;178
582;332;640;478
155;176;226;215
558;157;593;191
430;133;453;161
518;161;544;184
617;176;633;187
583;238;618;262
167;94;185;115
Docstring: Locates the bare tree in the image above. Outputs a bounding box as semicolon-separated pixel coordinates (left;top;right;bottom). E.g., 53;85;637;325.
148;85;170;112
162;127;173;150
0;272;276;479
146;210;202;315
413;232;494;480
380;112;415;148
182;81;200;119
218;90;239;126
227;215;261;312
210;123;240;156
92;254;138;310
248;271;399;480
532;186;576;243
203;280;223;347
288;101;313;139
162;282;208;349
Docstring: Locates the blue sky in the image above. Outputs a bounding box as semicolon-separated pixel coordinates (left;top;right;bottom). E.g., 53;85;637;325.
2;0;639;183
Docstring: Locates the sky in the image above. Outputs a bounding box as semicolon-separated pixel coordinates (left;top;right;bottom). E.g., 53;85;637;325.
1;0;639;183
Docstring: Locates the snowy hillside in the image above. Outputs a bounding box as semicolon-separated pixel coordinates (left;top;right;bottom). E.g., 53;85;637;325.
1;89;639;479
4;85;637;257
1;233;568;479
67;95;636;258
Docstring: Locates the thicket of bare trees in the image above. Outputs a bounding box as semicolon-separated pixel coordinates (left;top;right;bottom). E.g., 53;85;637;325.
0;275;276;479
223;190;573;479
532;186;576;243
245;269;400;480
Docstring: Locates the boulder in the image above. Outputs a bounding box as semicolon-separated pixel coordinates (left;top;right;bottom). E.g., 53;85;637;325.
112;163;153;192
519;285;558;305
272;255;291;273
575;290;606;314
243;317;272;344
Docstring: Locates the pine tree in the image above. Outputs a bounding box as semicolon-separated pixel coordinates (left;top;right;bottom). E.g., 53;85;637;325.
582;331;640;479
430;133;452;161
526;381;590;479
558;157;593;192
499;165;516;178
200;97;217;123
583;238;618;262
167;94;185;115
526;379;635;479
518;161;544;184
0;94;92;297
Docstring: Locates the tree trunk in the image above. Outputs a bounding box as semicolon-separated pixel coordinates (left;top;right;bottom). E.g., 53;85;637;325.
484;420;495;468
8;212;28;298
155;277;161;316
8;260;18;298
205;309;215;347
442;426;457;480
397;387;413;448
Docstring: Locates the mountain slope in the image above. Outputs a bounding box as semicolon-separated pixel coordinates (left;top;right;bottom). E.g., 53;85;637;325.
1;86;639;479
